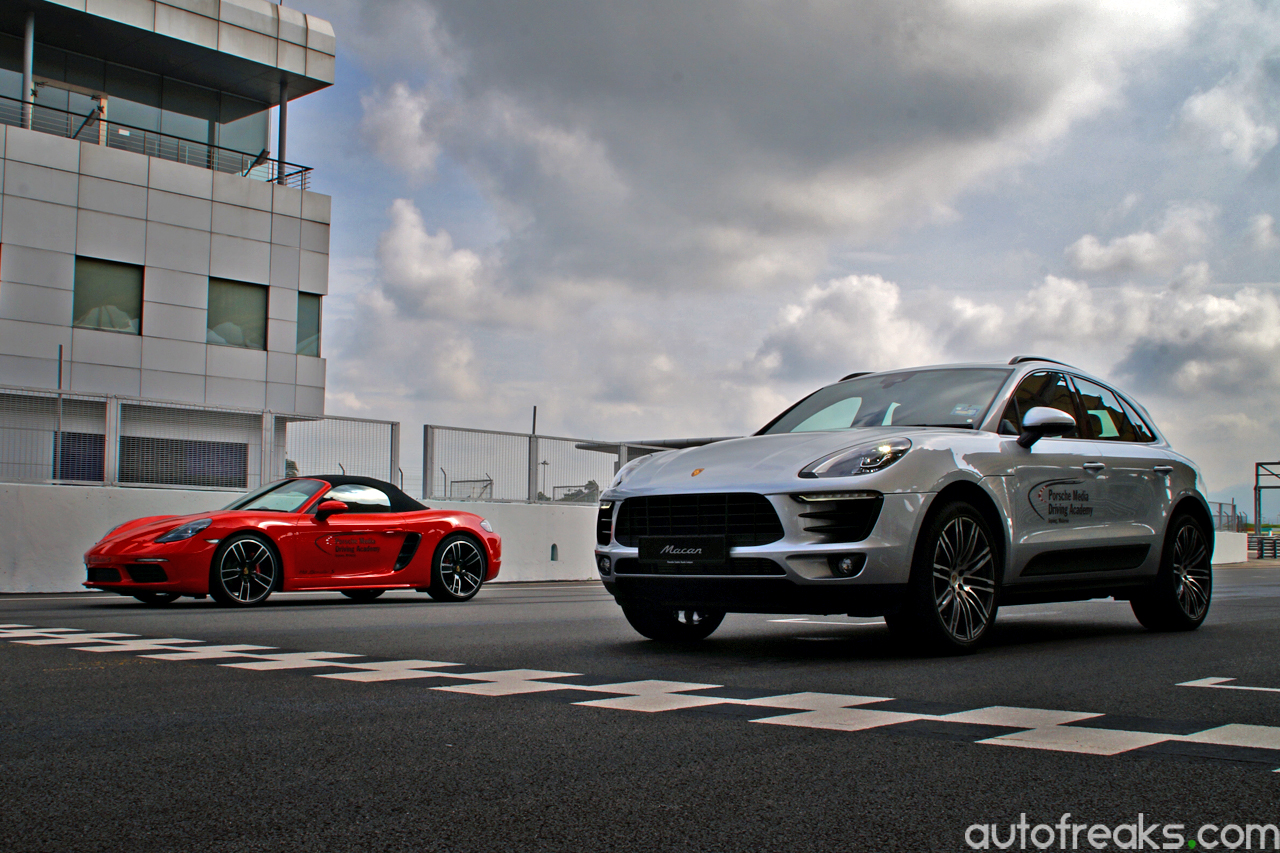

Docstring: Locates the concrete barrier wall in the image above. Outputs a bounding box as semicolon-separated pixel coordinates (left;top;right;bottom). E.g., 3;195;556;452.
0;483;599;593
1212;531;1248;565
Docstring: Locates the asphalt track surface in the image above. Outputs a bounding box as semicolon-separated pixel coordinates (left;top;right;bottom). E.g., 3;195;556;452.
2;564;1279;853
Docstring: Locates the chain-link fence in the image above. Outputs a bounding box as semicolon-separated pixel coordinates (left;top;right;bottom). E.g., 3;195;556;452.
424;425;660;504
1208;500;1245;532
0;385;398;491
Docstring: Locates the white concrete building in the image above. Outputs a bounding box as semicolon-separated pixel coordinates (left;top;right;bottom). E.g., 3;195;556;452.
0;0;334;416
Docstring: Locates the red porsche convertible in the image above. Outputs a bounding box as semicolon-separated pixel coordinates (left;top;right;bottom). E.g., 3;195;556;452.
83;476;501;606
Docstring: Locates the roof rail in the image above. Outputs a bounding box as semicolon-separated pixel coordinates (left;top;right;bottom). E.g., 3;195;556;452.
839;371;873;381
1008;355;1075;368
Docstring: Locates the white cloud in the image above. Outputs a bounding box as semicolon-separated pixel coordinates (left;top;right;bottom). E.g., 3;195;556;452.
1064;202;1216;274
359;83;444;181
1247;213;1279;252
1180;85;1279;167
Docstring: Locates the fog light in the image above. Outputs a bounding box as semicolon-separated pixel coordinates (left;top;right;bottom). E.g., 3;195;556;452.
597;556;612;575
828;554;865;578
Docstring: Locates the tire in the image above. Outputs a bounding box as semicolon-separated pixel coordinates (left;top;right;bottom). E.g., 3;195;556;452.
1131;512;1212;631
621;605;725;642
426;534;487;602
341;589;385;603
209;533;279;607
133;592;181;606
892;500;1000;654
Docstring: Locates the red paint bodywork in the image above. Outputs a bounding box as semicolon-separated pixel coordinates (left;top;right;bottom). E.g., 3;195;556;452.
83;481;501;598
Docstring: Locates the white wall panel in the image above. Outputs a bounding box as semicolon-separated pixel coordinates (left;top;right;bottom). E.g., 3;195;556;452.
5;162;79;207
70;362;142;396
5;127;79;173
218;22;276;66
269;244;300;290
211;201;271;240
148;158;213;200
0;353;58;389
272;184;302;217
1;196;78;253
141;301;207;343
266;381;295;412
205;375;266;408
141;368;206;403
77;210;147;265
299;220;329;254
0;318;71;359
206;343;267;380
154;3;219;47
79;176;148;219
298;249;328;294
0;281;73;326
148;188;212;230
212;170;272;211
301;191;330;224
296;354;324;387
294;383;324;415
85;0;155;29
266;318;295;353
210;233;270;283
0;246;75;290
141;336;207;375
267;285;297;321
266;350;296;384
270;213;301;248
145;223;211;275
142;267;207;309
79;141;149;186
72;327;143;368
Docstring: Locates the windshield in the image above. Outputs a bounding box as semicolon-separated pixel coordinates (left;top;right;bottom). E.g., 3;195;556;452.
760;368;1012;434
222;479;328;513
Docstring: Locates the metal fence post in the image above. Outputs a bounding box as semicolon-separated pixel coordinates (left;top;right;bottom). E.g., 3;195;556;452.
423;425;434;500
260;413;275;489
528;433;539;502
389;421;400;485
103;396;120;486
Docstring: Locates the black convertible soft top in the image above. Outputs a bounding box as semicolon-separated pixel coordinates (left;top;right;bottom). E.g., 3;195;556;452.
303;475;427;513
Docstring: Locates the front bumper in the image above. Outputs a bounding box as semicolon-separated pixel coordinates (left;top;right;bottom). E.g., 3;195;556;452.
595;491;930;615
83;538;220;596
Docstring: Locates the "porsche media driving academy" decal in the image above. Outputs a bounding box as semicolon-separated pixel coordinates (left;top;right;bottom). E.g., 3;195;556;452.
1030;479;1094;524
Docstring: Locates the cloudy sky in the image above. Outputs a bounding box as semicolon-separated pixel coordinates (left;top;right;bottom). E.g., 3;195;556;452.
282;0;1279;508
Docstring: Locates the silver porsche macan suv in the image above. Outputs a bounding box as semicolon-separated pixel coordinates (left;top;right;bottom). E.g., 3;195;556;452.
595;357;1213;652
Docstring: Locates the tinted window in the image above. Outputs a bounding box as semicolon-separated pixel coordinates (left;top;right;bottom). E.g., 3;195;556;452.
324;484;393;512
1118;397;1157;442
999;372;1080;438
73;257;143;334
1071;378;1154;442
761;368;1011;434
207;279;268;350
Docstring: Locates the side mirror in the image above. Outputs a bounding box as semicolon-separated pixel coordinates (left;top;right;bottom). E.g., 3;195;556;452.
316;499;349;519
1017;407;1076;449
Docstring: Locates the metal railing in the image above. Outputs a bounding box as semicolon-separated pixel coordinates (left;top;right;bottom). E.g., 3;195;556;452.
1208;500;1244;533
0;385;397;491
0;95;312;191
423;425;631;504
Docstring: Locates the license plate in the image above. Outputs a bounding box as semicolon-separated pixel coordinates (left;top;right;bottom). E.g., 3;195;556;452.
638;535;727;567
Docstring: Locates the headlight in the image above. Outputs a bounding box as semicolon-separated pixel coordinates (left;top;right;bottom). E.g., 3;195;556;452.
610;454;655;489
155;518;213;543
799;438;911;478
98;522;128;543
479;519;494;533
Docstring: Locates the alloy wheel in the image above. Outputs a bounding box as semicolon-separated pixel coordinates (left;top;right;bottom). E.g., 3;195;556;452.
1171;522;1211;621
930;516;997;643
218;537;277;604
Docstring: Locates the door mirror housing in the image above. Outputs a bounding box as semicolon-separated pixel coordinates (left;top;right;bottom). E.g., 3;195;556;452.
316;499;349;518
1017;407;1076;449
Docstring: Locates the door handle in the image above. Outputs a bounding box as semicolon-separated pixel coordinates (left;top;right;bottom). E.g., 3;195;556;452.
1082;462;1106;471
1152;465;1174;475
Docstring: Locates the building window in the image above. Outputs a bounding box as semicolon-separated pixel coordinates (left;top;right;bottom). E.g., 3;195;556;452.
207;279;267;350
72;258;142;334
297;293;321;356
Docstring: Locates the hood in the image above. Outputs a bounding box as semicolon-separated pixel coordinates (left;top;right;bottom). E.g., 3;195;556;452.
609;428;921;495
99;511;213;546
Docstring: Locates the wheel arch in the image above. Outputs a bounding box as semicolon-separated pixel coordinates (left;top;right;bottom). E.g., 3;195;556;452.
921;479;1010;582
210;528;286;591
1168;495;1215;560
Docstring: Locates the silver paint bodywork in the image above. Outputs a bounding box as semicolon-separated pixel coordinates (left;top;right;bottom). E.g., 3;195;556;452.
596;361;1209;610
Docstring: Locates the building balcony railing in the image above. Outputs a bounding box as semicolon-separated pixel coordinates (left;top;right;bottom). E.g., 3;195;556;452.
0;95;312;191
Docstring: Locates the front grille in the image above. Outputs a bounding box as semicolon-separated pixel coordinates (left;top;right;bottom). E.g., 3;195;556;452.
615;494;784;547
125;564;168;583
86;567;120;583
614;557;785;577
797;496;883;542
